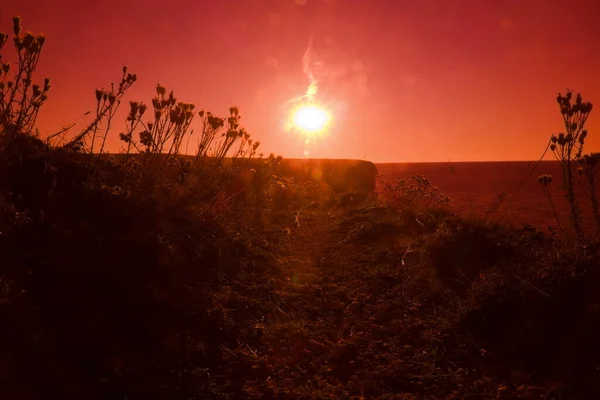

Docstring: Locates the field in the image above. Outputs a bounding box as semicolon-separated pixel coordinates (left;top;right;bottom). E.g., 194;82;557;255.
377;161;585;230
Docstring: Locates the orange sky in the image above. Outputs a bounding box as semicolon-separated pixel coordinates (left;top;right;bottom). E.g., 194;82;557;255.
3;0;600;162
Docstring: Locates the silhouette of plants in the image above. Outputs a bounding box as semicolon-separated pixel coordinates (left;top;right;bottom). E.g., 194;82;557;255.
380;175;449;212
0;16;50;147
551;91;592;237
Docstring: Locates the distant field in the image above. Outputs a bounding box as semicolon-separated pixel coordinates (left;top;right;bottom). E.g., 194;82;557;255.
376;161;592;229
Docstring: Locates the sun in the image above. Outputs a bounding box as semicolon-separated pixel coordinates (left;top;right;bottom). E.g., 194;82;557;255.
292;104;330;133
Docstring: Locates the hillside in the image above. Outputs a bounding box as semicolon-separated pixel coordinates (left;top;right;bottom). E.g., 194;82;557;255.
0;137;599;399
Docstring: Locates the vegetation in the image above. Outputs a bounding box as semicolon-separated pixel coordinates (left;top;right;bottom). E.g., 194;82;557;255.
540;91;597;240
0;16;599;400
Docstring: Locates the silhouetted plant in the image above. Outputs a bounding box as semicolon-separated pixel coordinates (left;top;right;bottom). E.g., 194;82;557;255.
549;90;593;239
63;68;137;153
0;16;50;146
380;175;449;211
113;84;265;208
537;174;566;238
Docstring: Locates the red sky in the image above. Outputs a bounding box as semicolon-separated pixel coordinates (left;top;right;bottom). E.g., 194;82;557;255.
3;0;600;162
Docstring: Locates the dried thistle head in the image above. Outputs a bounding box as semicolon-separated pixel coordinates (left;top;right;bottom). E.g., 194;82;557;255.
95;89;103;102
537;174;553;186
119;132;132;143
12;16;21;36
129;101;139;116
226;129;238;139
139;131;153;147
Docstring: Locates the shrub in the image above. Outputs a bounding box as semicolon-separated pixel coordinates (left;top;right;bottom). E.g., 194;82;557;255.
379;174;451;231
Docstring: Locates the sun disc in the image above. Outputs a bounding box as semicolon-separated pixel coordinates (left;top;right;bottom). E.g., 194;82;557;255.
292;105;329;132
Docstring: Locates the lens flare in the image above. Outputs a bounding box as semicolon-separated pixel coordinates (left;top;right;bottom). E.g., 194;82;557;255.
292;104;330;132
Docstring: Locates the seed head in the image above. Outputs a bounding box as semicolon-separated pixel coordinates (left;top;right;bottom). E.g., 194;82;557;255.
129;101;139;116
226;130;237;138
12;16;21;36
0;33;7;49
550;144;556;152
2;62;9;73
139;131;153;146
22;32;34;49
119;132;131;143
95;89;103;102
565;91;572;102
537;174;553;186
139;103;147;116
169;109;178;124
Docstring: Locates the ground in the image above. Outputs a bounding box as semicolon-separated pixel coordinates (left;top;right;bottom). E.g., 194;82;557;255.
207;200;581;400
0;144;598;399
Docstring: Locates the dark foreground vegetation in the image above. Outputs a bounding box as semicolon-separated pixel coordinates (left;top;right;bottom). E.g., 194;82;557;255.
1;17;600;399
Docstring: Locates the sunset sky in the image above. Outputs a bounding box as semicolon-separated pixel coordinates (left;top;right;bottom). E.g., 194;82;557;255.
3;0;600;162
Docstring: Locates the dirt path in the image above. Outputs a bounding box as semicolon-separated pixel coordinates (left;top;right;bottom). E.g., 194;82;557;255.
234;204;461;399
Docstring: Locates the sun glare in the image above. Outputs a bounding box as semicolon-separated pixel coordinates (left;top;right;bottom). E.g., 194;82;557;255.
292;105;330;133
